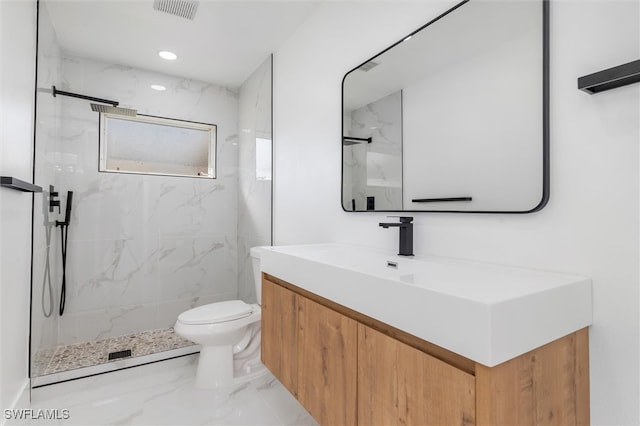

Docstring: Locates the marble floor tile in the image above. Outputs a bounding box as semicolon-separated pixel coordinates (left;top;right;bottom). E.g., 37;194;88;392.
28;356;317;426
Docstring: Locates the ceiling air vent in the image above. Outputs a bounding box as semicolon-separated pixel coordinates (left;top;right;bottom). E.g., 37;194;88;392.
358;61;379;72
153;0;199;20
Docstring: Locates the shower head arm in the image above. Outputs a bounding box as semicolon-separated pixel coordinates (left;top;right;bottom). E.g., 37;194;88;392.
52;85;119;107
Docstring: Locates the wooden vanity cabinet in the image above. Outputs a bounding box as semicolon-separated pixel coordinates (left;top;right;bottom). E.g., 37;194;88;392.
262;277;357;425
358;325;475;426
297;296;358;425
261;274;590;426
261;278;298;395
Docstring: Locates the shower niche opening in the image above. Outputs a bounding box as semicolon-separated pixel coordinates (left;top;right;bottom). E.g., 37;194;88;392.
31;1;273;386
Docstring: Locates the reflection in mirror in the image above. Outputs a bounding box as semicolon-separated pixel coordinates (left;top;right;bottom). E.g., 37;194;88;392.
342;0;548;213
343;91;403;211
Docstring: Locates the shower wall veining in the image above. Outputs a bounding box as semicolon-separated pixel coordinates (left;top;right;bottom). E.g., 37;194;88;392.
31;3;271;374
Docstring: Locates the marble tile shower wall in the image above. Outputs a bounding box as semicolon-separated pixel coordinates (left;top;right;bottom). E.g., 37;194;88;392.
345;90;402;211
237;56;272;303
34;53;241;346
31;4;63;372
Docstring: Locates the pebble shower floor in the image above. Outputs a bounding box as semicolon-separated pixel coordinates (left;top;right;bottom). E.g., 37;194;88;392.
32;328;195;376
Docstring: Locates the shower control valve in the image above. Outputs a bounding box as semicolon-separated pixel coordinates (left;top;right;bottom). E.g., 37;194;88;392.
49;185;60;213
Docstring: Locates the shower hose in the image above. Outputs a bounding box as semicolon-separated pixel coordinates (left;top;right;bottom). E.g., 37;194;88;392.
41;223;54;318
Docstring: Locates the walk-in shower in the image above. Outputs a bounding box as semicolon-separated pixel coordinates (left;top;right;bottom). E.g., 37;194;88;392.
31;0;273;386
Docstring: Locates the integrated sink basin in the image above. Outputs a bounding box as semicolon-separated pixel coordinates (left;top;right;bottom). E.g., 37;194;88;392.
260;243;592;367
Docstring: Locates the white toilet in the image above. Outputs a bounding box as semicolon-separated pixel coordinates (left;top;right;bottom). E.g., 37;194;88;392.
174;246;268;388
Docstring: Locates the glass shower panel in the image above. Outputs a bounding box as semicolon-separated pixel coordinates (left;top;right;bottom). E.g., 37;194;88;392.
31;1;272;385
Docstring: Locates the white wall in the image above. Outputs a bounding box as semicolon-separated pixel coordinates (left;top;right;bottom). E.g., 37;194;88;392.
0;0;37;418
273;1;639;424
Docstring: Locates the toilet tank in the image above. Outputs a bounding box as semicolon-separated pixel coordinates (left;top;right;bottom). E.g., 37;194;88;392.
250;246;269;304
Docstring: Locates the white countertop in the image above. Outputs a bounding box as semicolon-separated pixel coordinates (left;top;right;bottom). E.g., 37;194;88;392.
260;243;592;367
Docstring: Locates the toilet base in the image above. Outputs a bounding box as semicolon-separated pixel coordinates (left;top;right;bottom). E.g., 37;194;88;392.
194;327;267;389
182;310;264;389
196;345;234;388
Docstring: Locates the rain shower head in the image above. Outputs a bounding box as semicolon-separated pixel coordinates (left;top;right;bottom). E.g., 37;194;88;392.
52;86;137;117
343;136;372;146
90;103;137;117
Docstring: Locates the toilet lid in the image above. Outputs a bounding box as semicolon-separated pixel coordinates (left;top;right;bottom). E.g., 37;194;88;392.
178;300;253;325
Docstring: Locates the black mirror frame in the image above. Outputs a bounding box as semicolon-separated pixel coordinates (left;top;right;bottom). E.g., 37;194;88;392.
340;0;549;214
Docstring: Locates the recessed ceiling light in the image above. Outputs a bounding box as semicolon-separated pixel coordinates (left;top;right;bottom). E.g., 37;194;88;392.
151;84;167;91
158;50;177;60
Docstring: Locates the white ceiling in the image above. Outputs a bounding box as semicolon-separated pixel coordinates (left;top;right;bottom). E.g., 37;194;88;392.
44;0;322;88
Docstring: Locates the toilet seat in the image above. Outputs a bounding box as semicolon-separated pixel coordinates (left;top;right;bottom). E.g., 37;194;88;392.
178;300;253;325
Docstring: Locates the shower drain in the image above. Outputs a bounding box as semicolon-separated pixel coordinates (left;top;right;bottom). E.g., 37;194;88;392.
108;349;132;360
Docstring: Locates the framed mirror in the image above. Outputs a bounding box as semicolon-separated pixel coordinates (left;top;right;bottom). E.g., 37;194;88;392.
341;0;549;213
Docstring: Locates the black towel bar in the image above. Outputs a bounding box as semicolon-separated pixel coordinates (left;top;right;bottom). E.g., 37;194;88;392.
412;196;472;203
0;176;42;193
578;59;640;94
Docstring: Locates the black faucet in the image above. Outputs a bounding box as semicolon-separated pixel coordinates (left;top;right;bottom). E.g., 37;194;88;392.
379;216;414;256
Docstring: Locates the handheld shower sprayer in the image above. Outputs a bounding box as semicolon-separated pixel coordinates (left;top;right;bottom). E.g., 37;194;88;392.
56;191;73;227
56;190;73;315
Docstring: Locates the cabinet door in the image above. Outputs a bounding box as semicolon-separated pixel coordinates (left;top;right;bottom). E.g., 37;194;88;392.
297;296;358;426
261;277;298;396
358;324;476;426
475;328;590;426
